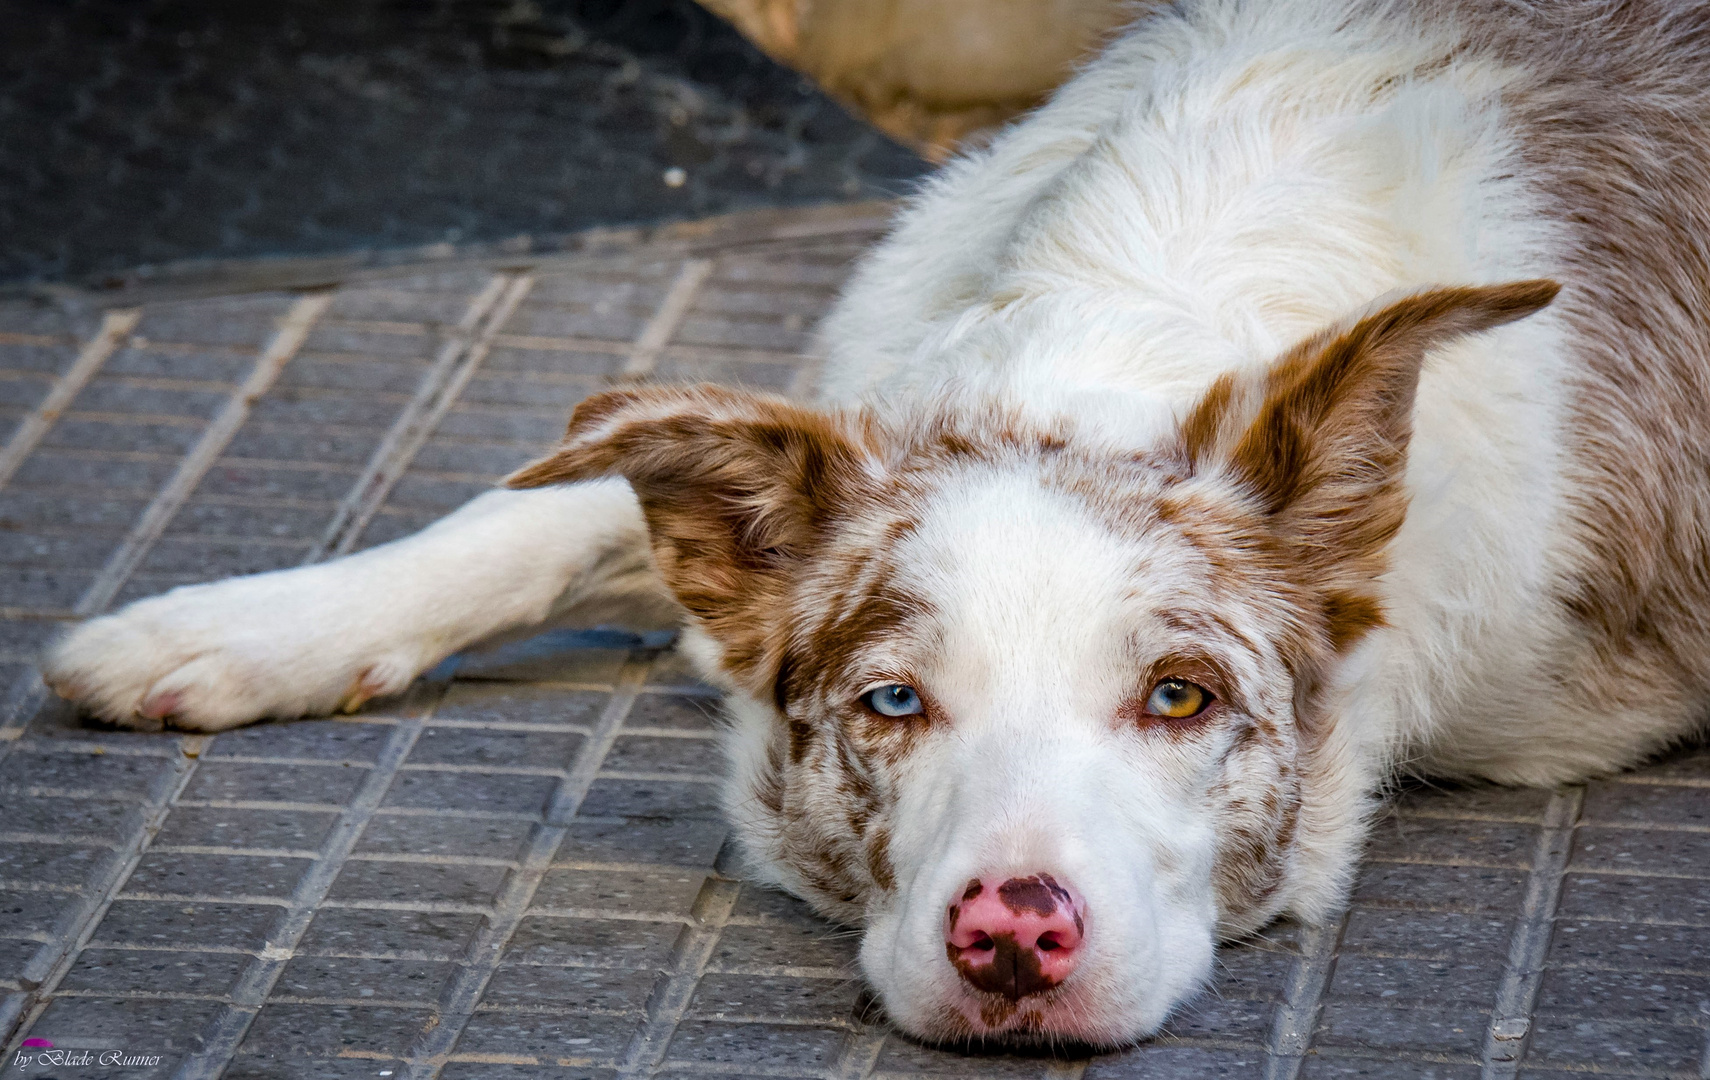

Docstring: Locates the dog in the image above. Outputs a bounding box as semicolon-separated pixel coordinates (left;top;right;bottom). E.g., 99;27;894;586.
42;0;1710;1048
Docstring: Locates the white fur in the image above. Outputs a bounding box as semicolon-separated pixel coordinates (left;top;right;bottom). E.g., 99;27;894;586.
45;481;660;728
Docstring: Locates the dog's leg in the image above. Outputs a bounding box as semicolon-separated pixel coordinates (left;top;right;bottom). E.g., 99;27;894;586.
41;479;661;731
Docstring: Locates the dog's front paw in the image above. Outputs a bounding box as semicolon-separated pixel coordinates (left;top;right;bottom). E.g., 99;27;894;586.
41;571;426;732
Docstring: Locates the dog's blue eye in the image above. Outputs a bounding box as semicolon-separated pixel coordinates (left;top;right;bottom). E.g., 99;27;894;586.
865;684;923;717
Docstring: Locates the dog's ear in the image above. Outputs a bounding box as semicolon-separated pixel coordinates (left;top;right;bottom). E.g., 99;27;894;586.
508;384;874;674
1180;280;1559;645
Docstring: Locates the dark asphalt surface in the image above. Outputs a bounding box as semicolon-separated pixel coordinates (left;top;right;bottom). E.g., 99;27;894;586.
2;0;928;287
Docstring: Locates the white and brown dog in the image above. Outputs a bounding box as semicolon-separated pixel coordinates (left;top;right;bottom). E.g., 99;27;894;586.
42;0;1710;1048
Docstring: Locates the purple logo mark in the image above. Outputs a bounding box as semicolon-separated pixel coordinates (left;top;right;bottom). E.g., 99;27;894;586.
21;1038;52;1048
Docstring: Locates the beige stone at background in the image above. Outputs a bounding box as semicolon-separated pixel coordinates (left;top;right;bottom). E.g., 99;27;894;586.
696;0;1135;159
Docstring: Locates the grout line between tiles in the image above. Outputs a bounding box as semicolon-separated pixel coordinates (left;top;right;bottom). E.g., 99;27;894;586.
827;1021;887;1078
1263;910;1348;1080
307;272;532;562
1481;785;1586;1079
617;258;715;380
0;308;140;491
616;839;743;1079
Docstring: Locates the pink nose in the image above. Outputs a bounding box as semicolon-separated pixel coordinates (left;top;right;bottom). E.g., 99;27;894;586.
945;874;1086;1000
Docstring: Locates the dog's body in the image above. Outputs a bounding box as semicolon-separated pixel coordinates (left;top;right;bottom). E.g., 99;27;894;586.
45;0;1710;1047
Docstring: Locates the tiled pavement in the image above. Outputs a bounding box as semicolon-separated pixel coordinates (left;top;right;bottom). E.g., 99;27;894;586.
2;203;1710;1078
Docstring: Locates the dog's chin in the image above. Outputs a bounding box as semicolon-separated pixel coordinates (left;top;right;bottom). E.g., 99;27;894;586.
884;983;1159;1053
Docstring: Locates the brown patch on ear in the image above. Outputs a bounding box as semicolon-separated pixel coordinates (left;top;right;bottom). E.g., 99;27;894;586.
1181;280;1559;649
507;384;875;690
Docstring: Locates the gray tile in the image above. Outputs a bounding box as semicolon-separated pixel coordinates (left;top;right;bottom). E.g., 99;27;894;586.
0;793;137;839
1548;918;1710;971
238;1003;432;1056
0;842;110;887
105;345;253;382
8;465;171;508
1583;779;1710;828
452;1010;642;1059
1328;954;1502;1005
224;426;381;465
441;1067;617;1080
61;947;251;995
297;908;486;959
1340;908;1515;960
0;937;43;978
140;538;310;576
480;964;659;1012
1157;992;1276;1040
642;653;721;694
576;778;722;821
686;973;861;1023
0;749;173;798
356;813;535;861
1571;825;1710;877
560;820;727;868
1086;1046;1276;1078
504;916;683;968
0;889;78;937
405;726;584;768
180;760;368;805
1363;816;1538;867
728;884;827;926
1557;871;1710;923
624;693;723;731
382;769;558;815
601;735;721;776
1210;940;1295;999
1629;748;1710;782
24;993;223;1052
1298;1058;1480;1079
326;858;511;907
386;473;498;511
153;806;339;851
710;921;858;973
226;1058;406;1080
1536;965;1710;1019
167;500;339;541
449;640;632;684
1352;863;1529;914
1523;1011;1705;1071
531;867;709;916
872;1039;1056;1076
1314;1000;1489;1056
123;851;312;899
274;955;456;1003
42;419;203;456
661;1019;846;1070
93;899;281;951
204;719;394;762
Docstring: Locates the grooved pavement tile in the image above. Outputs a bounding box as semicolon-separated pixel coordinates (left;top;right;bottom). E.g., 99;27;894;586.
4;213;1710;1080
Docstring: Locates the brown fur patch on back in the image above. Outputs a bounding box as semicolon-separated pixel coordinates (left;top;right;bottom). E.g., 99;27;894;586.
1425;0;1710;766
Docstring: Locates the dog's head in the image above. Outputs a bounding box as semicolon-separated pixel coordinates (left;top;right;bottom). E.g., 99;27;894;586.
510;281;1556;1046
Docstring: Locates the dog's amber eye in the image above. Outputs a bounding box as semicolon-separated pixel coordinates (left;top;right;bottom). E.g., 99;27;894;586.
864;684;924;717
1144;679;1211;719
